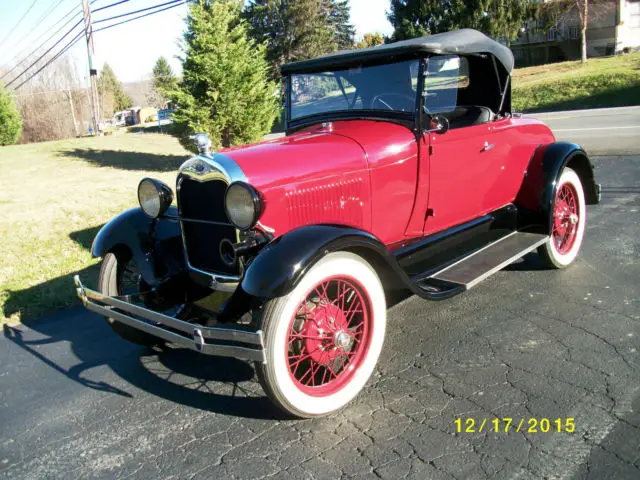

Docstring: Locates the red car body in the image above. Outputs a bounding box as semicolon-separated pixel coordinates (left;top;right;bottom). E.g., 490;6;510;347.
224;117;555;246
75;29;600;418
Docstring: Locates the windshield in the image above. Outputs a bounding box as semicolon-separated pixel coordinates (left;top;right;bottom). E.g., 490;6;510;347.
289;60;420;121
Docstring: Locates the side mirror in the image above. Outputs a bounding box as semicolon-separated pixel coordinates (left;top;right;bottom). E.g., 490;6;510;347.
427;115;449;135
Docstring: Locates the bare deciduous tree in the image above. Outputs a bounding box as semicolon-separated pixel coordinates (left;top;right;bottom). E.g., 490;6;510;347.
12;56;90;143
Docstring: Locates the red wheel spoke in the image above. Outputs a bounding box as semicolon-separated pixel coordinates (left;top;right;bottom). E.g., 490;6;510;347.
285;274;373;395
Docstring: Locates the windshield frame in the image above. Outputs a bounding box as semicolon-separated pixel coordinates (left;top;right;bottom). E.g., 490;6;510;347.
285;57;427;133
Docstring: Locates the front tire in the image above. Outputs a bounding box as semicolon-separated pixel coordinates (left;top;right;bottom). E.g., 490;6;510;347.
538;167;587;268
98;250;164;347
256;252;386;418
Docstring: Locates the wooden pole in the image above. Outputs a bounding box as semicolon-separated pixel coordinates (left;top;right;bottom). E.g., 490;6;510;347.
67;89;80;137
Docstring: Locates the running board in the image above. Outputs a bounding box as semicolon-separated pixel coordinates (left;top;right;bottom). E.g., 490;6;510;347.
427;232;549;290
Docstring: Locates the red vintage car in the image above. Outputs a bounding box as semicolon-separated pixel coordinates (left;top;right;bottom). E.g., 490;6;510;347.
74;29;600;417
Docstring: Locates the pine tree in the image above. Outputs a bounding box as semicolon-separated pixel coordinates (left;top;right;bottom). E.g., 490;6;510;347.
0;84;22;145
152;56;177;95
325;0;355;50
389;0;532;43
170;0;279;150
98;64;133;116
148;56;177;107
244;0;355;78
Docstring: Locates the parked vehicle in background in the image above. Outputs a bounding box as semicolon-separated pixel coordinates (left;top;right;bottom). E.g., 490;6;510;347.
73;29;600;418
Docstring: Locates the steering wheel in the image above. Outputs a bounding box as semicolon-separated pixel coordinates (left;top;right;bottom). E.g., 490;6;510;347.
370;93;415;112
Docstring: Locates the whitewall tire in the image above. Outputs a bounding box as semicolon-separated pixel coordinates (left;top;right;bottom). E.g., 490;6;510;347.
538;167;586;268
256;252;386;418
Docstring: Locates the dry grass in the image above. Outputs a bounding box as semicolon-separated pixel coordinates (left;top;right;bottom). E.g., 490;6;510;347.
0;134;191;324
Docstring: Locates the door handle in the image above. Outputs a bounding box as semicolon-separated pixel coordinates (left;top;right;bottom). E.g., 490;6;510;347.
482;141;495;152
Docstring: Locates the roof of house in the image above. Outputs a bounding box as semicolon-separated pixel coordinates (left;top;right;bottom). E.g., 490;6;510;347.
281;29;515;75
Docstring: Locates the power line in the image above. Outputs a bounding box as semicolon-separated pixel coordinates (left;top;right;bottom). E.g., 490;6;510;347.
3;0;133;87
0;0;40;51
9;0;67;55
1;6;83;81
94;1;186;33
93;0;132;14
5;20;84;88
94;0;183;24
12;1;187;91
11;31;84;91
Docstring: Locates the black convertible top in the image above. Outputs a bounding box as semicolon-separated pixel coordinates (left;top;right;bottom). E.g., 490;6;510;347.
281;29;514;75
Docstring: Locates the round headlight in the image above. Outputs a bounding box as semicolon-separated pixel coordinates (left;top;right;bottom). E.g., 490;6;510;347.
224;182;262;230
138;178;173;218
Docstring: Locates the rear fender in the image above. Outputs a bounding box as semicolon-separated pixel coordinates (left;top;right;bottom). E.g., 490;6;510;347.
91;207;184;287
516;142;599;233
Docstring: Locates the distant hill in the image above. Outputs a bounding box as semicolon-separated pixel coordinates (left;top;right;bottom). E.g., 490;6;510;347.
123;79;155;107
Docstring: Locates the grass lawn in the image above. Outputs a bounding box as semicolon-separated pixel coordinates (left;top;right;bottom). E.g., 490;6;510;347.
0;134;191;325
512;52;640;112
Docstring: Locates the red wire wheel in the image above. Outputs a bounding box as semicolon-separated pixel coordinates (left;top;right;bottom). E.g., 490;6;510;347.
285;275;373;397
552;181;580;255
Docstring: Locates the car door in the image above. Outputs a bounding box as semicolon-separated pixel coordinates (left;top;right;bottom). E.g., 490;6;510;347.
423;123;503;234
418;55;507;235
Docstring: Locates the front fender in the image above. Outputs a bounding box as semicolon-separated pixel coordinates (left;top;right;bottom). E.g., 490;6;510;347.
241;225;393;299
92;206;183;286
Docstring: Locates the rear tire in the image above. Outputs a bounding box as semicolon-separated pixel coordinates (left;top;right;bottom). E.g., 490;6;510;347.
98;251;163;347
256;252;386;418
538;167;586;269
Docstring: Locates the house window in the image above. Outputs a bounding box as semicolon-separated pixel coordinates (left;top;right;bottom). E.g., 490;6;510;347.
569;26;579;39
548;28;556;41
630;1;640;27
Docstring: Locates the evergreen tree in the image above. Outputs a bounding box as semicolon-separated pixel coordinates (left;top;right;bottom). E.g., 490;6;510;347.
170;0;279;150
244;0;354;78
98;64;132;115
325;0;356;50
0;84;22;145
148;56;177;107
152;56;177;95
389;0;532;43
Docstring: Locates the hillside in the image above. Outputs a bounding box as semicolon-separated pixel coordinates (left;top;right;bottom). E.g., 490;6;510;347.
512;52;640;112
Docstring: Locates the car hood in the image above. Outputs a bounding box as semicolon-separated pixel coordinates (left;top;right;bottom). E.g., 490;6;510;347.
220;126;368;191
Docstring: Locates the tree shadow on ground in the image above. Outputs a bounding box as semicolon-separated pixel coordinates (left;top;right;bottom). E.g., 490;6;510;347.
58;149;186;172
3;225;104;322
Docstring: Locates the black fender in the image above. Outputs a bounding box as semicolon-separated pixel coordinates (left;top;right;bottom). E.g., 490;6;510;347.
91;206;184;286
517;142;600;232
240;224;453;301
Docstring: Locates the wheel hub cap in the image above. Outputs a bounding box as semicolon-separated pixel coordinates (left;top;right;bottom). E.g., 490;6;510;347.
552;183;580;255
286;277;372;396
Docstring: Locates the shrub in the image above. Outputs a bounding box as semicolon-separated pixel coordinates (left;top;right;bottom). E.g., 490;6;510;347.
0;85;22;145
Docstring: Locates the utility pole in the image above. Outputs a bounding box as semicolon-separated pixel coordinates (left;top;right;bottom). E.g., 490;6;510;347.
81;0;101;135
66;89;80;137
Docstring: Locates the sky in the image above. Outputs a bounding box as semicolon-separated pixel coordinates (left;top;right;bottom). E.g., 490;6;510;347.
0;0;394;85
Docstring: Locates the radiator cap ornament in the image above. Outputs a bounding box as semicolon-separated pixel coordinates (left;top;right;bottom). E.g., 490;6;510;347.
191;133;212;155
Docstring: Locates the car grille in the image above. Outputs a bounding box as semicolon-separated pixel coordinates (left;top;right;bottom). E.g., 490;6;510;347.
177;176;240;276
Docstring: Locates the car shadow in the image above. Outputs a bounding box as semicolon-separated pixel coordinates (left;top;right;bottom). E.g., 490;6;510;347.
2;224;550;421
4;221;285;419
58;149;186;172
3;307;284;420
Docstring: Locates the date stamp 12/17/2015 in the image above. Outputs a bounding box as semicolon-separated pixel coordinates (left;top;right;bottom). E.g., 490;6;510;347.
454;417;576;434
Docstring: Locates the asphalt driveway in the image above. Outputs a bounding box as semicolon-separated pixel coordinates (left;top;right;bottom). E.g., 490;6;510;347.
1;113;639;479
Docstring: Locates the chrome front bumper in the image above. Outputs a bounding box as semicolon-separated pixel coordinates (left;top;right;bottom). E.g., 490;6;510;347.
73;276;265;363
